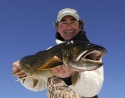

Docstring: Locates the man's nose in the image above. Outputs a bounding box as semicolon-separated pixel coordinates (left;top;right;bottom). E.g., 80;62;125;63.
66;23;72;29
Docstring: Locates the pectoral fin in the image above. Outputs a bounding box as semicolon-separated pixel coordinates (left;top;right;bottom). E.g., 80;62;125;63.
71;71;81;86
37;56;63;70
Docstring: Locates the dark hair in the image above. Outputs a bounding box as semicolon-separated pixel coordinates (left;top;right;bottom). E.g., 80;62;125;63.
54;19;85;30
79;19;84;29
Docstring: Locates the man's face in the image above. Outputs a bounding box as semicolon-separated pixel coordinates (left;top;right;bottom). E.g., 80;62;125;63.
56;16;81;41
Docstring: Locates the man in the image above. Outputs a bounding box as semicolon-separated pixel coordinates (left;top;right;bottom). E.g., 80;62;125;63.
12;8;103;98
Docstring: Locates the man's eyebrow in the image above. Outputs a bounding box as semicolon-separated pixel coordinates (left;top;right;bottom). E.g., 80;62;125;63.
60;19;66;22
70;18;77;21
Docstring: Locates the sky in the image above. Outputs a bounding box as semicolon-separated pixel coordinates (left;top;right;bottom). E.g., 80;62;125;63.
0;0;125;98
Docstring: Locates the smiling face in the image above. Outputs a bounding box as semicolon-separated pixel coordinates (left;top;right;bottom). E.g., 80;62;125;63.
56;16;82;41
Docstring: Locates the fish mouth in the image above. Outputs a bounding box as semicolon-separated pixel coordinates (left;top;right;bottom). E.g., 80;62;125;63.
67;50;106;71
85;50;105;61
76;50;106;63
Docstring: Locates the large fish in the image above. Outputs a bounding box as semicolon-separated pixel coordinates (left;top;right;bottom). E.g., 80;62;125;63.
12;41;107;87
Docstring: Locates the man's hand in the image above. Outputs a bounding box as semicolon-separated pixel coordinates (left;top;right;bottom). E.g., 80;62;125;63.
51;65;73;78
12;61;27;78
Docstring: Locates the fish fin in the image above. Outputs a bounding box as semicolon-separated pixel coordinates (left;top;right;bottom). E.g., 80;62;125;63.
71;71;81;86
12;68;23;76
32;78;40;88
15;76;28;83
16;76;39;88
17;77;26;83
37;56;63;70
22;79;25;83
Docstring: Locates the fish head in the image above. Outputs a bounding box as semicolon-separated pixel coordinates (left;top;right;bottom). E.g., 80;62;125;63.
62;41;107;71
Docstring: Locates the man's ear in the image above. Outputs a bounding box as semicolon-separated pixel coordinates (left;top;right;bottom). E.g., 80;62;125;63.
55;25;59;31
79;26;82;31
54;22;59;31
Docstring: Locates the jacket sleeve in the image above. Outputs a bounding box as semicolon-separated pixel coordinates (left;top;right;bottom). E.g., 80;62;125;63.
19;77;47;92
69;66;104;97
